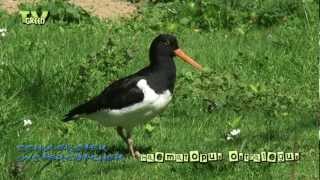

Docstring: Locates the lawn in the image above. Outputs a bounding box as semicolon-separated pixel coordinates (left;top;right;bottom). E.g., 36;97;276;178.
0;0;318;179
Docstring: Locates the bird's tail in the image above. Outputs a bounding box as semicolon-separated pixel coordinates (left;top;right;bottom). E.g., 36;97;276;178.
62;113;77;122
62;104;86;122
62;97;98;122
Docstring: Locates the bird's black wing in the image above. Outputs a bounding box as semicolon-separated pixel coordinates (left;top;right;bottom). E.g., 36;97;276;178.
63;76;144;122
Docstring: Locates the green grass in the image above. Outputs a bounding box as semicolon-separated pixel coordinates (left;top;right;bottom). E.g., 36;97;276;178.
0;1;318;179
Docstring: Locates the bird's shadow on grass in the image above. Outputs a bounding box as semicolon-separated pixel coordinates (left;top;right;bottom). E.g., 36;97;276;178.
58;145;152;178
97;144;152;157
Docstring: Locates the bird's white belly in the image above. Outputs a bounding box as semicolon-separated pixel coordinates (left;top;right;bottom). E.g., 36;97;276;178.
83;79;172;128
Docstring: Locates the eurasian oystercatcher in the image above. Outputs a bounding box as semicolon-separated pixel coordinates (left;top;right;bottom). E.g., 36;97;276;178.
63;34;202;158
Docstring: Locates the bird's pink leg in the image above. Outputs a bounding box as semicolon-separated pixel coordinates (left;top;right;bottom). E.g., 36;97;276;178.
116;127;140;159
126;132;140;159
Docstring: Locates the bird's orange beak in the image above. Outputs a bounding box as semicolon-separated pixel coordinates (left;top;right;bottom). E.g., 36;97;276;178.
174;49;203;70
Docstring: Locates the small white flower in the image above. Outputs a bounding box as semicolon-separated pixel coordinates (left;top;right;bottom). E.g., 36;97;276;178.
0;28;7;33
23;119;32;127
0;28;7;37
230;128;241;136
226;136;233;141
226;128;241;141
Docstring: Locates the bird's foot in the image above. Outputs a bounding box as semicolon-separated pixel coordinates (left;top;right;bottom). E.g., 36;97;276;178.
130;150;140;159
134;151;141;159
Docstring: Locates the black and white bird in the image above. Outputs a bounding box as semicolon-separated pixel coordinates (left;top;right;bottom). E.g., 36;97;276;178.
63;34;202;158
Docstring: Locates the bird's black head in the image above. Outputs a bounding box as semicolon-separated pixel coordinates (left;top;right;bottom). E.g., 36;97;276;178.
149;34;179;58
149;34;203;70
